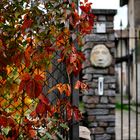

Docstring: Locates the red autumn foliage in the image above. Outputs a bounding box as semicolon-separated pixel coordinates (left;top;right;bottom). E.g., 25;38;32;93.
0;0;95;138
19;73;43;98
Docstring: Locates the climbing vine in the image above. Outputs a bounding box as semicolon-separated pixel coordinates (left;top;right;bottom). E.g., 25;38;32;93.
0;0;94;139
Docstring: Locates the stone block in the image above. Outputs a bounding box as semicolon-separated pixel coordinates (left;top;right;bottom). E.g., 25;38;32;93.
88;115;96;122
109;122;115;127
92;68;109;74
87;109;109;115
82;42;94;51
106;22;113;28
82;74;92;81
96;104;115;109
98;15;106;21
82;67;95;74
106;127;115;134
107;16;114;21
85;103;96;108
83;96;99;104
89;122;98;127
84;34;108;42
108;34;115;41
100;97;108;103
104;76;116;83
99;122;108;127
104;90;116;96
108;84;116;89
108;67;115;75
90;127;105;134
96;115;115;122
95;134;111;140
82;60;91;69
108;97;116;103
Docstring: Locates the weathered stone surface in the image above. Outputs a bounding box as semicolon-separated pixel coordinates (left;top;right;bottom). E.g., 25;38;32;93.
106;22;113;28
104;76;116;83
104;90;116;96
82;74;92;81
82;60;91;69
105;42;115;48
88;115;96;122
98;15;106;21
83;96;99;104
84;34;108;42
95;134;111;140
108;34;115;41
103;84;109;90
96;104;115;109
90;127;105;134
89;122;98;127
99;122;108;127
108;84;116;89
107;16;114;21
108;97;116;103
82;42;94;51
109;122;115;127
96;115;115;122
82;67;95;74
108;67;115;75
110;109;115;115
85;103;96;108
83;49;91;59
87;109;109;115
92;69;109;74
106;127;115;134
90;44;112;68
100;97;108;103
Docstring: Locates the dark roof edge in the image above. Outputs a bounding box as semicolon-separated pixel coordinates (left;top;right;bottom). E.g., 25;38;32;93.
92;9;117;16
120;0;128;7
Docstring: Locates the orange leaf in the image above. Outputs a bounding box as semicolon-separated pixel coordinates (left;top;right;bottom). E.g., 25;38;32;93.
29;129;37;138
24;45;33;67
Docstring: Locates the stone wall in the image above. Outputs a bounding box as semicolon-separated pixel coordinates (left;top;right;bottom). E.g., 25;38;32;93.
82;9;117;140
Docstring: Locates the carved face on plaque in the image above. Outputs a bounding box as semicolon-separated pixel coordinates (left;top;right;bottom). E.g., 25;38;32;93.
90;44;112;68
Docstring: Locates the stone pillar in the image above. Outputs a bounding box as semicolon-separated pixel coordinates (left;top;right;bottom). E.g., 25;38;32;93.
82;9;117;140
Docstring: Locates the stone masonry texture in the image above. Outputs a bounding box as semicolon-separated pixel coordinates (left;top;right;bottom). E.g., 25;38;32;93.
82;9;117;140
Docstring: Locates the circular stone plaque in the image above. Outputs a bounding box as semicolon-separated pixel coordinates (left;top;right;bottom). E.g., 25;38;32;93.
90;44;112;68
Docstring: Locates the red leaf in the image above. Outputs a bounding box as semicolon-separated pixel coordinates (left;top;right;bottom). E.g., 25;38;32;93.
38;94;49;105
34;81;42;98
36;101;47;114
24;45;33;67
75;80;88;90
73;106;82;121
29;129;37;138
19;80;26;92
0;116;7;127
19;73;31;92
7;118;15;127
66;104;72;121
21;15;33;34
74;80;81;89
34;74;44;81
26;80;36;98
21;73;31;81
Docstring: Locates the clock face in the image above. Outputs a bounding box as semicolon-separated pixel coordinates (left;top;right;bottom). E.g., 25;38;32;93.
90;44;112;68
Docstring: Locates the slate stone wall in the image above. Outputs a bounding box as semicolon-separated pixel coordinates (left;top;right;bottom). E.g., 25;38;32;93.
82;9;117;140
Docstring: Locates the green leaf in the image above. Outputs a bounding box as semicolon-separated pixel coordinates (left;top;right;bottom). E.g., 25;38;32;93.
41;132;53;140
60;123;69;130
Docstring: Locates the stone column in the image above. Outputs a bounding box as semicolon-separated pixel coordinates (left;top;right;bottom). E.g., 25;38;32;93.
82;9;117;140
